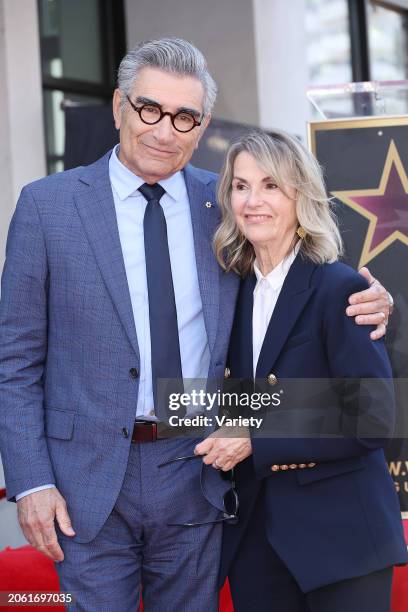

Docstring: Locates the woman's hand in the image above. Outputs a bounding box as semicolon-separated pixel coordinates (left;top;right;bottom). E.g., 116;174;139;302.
194;426;252;471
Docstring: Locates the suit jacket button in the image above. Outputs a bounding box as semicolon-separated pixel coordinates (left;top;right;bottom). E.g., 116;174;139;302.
122;427;129;438
271;465;280;472
267;373;278;386
289;464;298;470
280;464;289;471
307;462;317;468
224;367;231;379
298;464;307;469
129;368;139;379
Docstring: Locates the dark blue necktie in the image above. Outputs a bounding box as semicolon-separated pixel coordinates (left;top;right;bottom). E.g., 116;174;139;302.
139;183;183;418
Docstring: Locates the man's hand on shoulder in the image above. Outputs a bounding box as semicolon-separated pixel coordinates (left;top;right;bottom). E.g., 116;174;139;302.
346;266;392;340
17;487;75;562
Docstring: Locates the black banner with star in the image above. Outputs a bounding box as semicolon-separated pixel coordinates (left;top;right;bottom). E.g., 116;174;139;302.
309;117;408;515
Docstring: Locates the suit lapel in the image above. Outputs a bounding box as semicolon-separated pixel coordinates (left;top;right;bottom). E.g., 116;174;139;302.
183;165;220;354
73;151;140;358
255;256;317;377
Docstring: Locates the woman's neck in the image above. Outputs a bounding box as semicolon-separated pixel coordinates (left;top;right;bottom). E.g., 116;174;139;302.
254;237;298;276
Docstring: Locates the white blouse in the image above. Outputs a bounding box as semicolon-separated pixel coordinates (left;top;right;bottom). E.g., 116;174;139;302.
252;243;300;377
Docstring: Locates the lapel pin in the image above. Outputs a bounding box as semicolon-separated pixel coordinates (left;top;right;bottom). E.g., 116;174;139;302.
205;201;213;209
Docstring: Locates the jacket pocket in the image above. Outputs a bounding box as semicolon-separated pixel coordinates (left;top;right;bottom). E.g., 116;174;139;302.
45;409;75;440
296;455;365;485
284;331;312;351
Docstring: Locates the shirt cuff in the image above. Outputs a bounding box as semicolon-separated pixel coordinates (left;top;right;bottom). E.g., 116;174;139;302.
15;484;56;501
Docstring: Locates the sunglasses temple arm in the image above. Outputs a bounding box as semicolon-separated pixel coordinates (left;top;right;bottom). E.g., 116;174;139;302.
157;454;205;468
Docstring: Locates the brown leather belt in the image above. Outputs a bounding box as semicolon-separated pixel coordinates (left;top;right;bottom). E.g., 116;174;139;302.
132;421;160;443
131;420;203;443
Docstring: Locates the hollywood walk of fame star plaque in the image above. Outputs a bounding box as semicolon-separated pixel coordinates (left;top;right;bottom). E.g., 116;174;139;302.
309;116;408;514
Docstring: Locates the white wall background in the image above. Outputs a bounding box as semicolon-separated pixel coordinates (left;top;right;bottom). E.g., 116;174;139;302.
253;0;309;137
0;0;46;273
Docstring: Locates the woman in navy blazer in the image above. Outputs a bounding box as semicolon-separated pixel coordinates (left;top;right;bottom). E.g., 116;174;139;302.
196;130;407;612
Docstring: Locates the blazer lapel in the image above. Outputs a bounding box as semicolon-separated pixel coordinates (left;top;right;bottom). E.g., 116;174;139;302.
229;273;256;376
73;151;140;358
255;256;317;377
183;165;220;354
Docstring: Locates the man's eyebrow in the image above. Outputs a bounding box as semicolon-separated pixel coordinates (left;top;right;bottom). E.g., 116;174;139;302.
134;96;160;106
177;106;202;118
134;96;201;118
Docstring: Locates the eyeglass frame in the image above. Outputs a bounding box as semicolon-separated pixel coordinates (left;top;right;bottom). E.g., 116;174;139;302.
126;95;203;133
158;453;239;527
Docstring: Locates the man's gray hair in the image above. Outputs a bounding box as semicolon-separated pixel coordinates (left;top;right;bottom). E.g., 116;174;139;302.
117;38;217;116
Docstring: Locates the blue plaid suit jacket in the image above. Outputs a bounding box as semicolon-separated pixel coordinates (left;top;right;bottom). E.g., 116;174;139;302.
0;150;240;541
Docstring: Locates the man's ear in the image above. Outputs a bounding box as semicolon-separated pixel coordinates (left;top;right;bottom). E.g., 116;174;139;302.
195;114;211;149
112;89;122;130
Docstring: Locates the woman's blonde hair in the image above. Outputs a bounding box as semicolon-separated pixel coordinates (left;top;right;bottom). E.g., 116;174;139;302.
213;130;343;276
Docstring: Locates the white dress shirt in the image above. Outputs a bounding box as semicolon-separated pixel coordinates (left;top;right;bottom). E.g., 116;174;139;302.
109;145;210;418
16;146;210;501
252;244;300;377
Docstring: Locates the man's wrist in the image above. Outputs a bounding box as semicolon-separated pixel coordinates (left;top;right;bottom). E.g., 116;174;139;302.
16;484;56;501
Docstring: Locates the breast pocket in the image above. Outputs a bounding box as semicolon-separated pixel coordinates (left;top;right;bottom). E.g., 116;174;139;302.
284;332;312;351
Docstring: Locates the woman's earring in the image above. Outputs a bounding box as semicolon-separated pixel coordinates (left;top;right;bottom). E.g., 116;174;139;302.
296;226;307;239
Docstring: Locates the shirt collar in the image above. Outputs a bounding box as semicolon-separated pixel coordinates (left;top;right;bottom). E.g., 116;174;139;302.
254;242;300;291
109;144;185;202
159;170;185;202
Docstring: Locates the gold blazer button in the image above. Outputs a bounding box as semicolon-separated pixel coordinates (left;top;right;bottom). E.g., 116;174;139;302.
280;464;289;471
298;464;307;469
289;464;298;470
307;462;317;468
267;373;278;386
224;367;231;379
271;465;280;472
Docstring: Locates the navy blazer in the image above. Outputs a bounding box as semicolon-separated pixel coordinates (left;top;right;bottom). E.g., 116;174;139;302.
220;254;407;592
